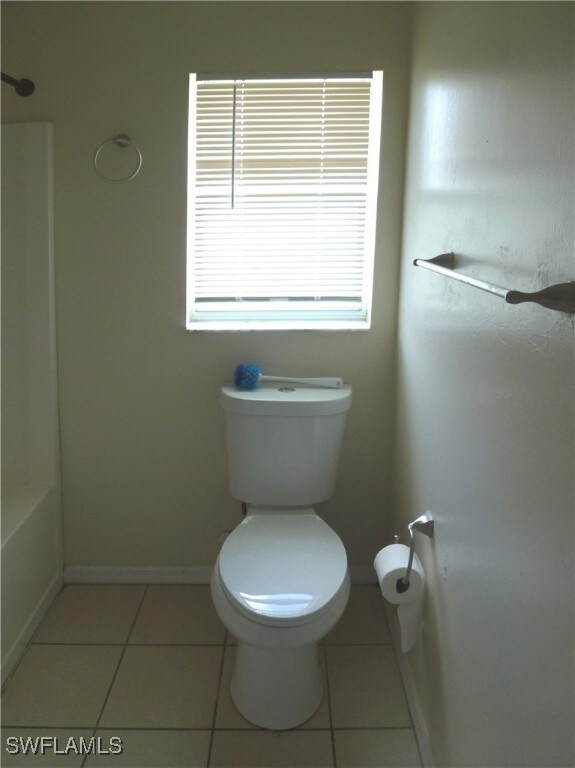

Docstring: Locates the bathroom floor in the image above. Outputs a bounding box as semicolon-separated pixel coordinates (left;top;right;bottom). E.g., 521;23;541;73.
1;584;422;768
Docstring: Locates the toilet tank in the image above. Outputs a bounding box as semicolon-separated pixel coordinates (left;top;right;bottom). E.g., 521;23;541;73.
221;383;352;506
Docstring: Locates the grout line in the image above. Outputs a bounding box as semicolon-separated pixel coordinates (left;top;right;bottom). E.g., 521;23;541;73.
322;643;337;768
29;641;229;648
330;726;417;731
325;641;392;647
1;584;67;694
206;642;228;767
78;585;150;768
125;585;150;646
2;724;415;732
124;642;227;648
30;641;128;647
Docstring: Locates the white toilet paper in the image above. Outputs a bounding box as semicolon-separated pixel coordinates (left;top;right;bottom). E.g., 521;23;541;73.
374;543;426;653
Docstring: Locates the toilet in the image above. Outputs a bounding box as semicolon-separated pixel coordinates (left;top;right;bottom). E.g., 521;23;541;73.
211;382;352;730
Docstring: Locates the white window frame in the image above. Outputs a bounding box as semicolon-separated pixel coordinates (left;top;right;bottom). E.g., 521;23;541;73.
186;71;383;331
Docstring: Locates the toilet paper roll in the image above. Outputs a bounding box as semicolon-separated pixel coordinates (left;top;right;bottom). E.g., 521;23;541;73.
374;543;426;653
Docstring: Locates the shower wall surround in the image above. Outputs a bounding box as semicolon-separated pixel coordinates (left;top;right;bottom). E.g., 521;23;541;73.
1;123;63;683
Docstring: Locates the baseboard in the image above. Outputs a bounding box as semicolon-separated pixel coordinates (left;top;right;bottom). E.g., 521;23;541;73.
1;570;63;688
384;603;435;768
63;565;213;585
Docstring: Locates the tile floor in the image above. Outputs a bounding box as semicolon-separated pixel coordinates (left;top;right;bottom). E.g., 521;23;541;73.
1;584;422;768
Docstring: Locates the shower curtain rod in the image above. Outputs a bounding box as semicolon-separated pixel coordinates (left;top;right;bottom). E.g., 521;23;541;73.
1;72;35;97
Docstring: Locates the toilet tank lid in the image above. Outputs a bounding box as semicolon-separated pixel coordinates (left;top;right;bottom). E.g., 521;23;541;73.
221;383;352;416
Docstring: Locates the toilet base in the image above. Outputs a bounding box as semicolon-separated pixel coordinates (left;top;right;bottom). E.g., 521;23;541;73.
231;641;324;730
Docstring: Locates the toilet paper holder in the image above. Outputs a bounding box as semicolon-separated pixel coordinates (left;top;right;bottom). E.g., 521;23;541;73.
395;512;434;593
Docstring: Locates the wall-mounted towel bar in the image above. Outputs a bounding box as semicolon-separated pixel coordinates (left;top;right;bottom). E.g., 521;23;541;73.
413;253;575;314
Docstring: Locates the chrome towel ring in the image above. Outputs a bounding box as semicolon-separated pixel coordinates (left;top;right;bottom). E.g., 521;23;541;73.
94;134;142;183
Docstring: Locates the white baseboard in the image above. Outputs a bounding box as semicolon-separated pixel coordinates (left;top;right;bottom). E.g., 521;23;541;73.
384;603;435;768
64;564;377;586
2;570;63;688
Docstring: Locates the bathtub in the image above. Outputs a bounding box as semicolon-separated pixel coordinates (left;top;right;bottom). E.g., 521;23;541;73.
1;123;63;685
1;485;62;685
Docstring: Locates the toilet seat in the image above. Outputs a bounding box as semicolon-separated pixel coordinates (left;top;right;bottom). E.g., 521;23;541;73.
218;510;348;628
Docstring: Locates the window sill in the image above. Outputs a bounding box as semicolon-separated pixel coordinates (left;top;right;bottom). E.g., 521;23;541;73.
186;318;372;332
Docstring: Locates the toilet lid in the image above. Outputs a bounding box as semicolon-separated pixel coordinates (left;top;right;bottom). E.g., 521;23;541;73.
218;512;348;626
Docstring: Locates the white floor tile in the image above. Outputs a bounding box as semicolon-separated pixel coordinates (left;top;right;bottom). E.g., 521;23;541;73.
1;645;122;728
327;645;411;728
129;585;225;645
334;728;422;767
209;729;334;767
85;729;211;767
33;585;145;645
99;646;222;729
1;728;93;767
327;586;391;645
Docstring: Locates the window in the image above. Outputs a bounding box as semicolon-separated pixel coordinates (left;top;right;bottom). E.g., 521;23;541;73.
187;72;383;330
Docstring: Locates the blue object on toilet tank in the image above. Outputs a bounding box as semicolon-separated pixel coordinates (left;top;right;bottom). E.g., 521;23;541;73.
234;364;261;389
233;364;343;390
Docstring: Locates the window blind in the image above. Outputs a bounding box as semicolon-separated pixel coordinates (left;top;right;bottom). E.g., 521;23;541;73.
187;72;383;328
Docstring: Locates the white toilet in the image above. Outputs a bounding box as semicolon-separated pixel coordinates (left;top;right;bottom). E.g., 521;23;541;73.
211;382;352;730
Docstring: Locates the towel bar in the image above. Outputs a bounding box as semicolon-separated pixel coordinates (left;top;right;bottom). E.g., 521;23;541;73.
413;253;575;313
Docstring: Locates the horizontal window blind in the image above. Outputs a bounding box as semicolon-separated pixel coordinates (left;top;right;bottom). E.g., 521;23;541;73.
187;72;382;328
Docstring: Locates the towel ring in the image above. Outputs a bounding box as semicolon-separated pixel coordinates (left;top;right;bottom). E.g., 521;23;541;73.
94;134;142;183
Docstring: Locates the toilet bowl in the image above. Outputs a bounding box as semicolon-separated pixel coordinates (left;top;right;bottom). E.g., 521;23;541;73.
213;383;352;729
212;507;350;729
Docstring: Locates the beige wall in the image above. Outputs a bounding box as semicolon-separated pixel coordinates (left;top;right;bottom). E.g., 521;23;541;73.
392;3;574;766
1;2;411;570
